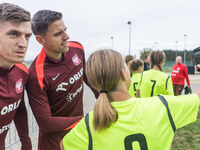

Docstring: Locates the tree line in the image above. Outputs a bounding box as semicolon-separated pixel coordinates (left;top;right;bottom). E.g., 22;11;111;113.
140;48;194;62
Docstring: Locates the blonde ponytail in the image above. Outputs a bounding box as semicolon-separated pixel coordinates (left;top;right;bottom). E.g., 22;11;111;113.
86;49;124;131
93;93;118;131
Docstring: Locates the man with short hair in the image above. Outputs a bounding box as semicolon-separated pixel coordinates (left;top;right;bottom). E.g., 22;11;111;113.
0;3;32;150
26;10;98;150
171;56;190;95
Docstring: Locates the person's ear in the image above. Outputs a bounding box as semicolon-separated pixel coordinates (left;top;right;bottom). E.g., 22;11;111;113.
121;68;128;81
36;35;45;45
161;59;165;64
160;60;165;67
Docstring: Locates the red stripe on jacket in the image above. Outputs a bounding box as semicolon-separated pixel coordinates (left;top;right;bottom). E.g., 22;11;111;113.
68;41;84;51
64;119;82;130
15;63;29;74
36;48;46;90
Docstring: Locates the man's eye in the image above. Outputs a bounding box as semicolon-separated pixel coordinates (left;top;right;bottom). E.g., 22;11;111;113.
25;34;31;40
10;32;18;37
54;32;62;36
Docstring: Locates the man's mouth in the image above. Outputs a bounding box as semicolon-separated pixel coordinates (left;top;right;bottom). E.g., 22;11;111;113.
15;51;25;57
61;42;68;47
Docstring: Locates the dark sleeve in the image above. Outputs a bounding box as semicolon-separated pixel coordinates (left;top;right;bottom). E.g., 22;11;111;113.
82;54;100;98
13;93;32;150
26;75;83;133
143;62;149;71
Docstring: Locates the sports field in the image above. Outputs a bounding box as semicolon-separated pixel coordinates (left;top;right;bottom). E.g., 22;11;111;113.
172;110;200;150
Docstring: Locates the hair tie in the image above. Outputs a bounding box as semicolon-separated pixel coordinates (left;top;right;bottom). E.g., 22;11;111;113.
100;90;107;93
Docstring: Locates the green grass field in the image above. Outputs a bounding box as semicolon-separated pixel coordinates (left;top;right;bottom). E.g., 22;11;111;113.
163;67;172;73
171;110;200;150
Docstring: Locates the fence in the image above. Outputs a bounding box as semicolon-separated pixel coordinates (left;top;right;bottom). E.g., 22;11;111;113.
164;60;194;67
161;61;194;73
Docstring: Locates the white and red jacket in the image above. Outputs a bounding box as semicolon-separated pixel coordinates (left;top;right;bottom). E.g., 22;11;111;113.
171;63;190;86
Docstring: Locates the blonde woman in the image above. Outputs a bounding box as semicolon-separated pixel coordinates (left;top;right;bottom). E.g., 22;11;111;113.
61;49;200;150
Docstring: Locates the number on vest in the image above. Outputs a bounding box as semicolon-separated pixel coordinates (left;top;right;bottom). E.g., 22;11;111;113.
150;80;156;96
124;133;148;150
133;82;138;92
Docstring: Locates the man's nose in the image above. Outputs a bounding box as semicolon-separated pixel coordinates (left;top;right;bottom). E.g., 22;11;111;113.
18;36;27;48
63;31;70;40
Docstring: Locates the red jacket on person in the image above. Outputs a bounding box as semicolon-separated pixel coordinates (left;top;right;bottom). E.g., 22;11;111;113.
171;63;190;86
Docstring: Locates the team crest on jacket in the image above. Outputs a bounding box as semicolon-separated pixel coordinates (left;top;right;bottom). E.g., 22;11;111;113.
72;54;81;66
16;79;23;93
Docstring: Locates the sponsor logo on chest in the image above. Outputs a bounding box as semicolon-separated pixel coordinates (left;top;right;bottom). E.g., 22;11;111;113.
0;99;21;116
72;54;81;66
172;70;179;73
56;68;83;92
15;79;23;93
52;73;60;81
66;84;83;103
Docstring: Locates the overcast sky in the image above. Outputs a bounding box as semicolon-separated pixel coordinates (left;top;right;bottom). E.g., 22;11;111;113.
2;0;200;60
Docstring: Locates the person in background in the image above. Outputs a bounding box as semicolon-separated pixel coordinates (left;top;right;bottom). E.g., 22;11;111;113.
60;49;200;150
125;54;134;64
136;51;174;98
171;56;190;96
26;10;98;150
143;54;151;71
0;3;32;150
128;59;144;97
124;54;134;72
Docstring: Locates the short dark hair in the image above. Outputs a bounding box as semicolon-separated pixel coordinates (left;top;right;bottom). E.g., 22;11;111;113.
144;54;150;60
0;3;31;23
31;10;62;35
